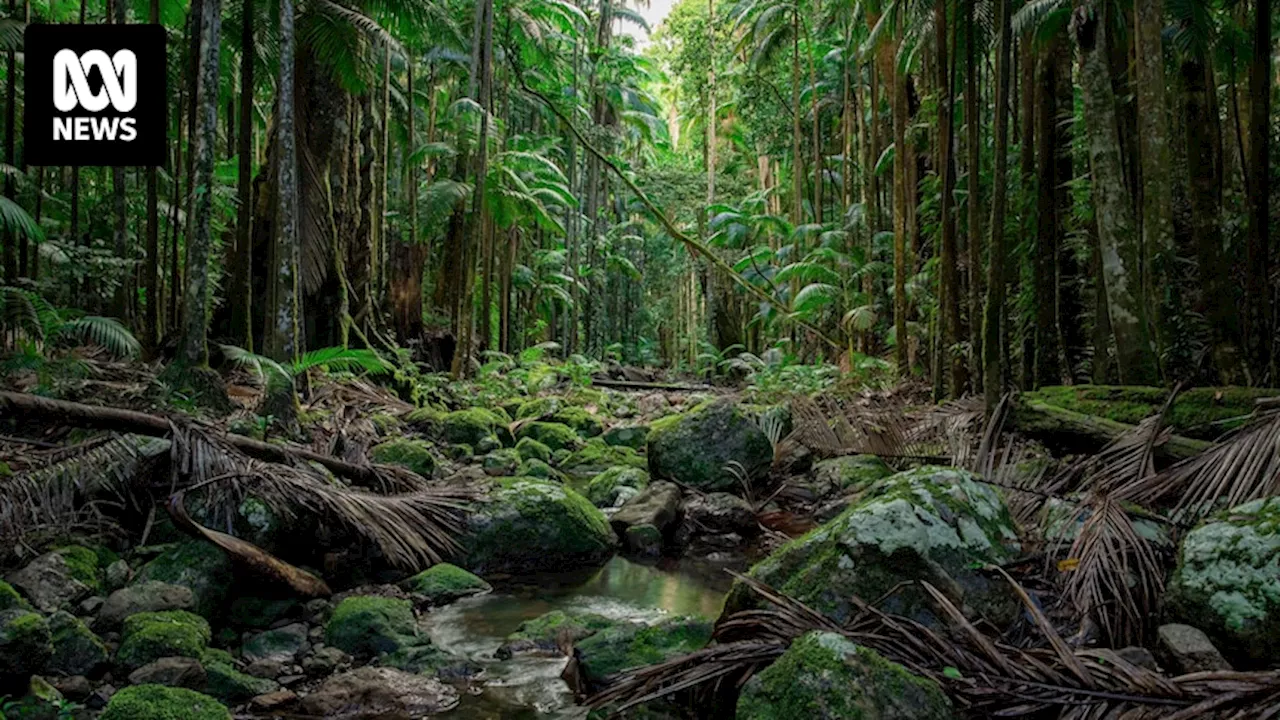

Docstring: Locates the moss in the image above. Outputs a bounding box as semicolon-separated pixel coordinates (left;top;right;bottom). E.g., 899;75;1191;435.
586;467;651;507
515;437;553;463
810;455;893;496
507;610;616;642
736;632;952;720
517;397;562;420
134;541;233;618
603;424;650;449
0;609;52;675
562;439;647;482
201;649;278;702
516;421;582;452
552;406;605;438
462;478;617;574
442;408;507;446
575;616;713;684
369;413;402;434
325;595;419;658
405;406;446;430
116;610;211;671
1023;385;1280;438
0;579;31;611
99;685;231;720
0;461;11;478
482;448;523;476
646;400;774;492
48;610;109;676
54;545;102;591
447;443;474;461
403;563;491;605
370;438;437;478
519;458;562;481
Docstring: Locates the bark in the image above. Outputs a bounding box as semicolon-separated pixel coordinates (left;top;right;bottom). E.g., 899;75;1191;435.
391;59;425;345
109;0;129;320
2;0;14;283
263;0;299;364
1010;398;1210;461
143;0;161;353
966;1;982;393
1245;0;1272;377
1072;7;1159;384
1033;38;1063;387
231;0;255;350
936;0;964;396
984;0;1012;412
351;93;376;333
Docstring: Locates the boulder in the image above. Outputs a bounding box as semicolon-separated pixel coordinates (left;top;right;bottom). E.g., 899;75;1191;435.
0;608;52;676
441;408;508;447
300;666;459;718
133;542;233;618
461;478;617;574
0;579;31;612
808;455;893;499
603;423;650;450
324;596;420;659
515;421;582;452
647;400;773;492
370;439;437;478
105;560;132;592
98;684;230;720
624;525;664;557
1156;624;1231;674
243;623;309;664
610;482;682;557
47;610;110;677
1166;497;1280;665
574;616;712;688
684;492;756;535
519;458;562;481
585;466;650;508
201;648;278;703
515;437;553;463
562;438;647;481
116;611;211;672
482;448;522;477
127;657;207;690
402;563;491;605
496;610;615;659
723;466;1021;629
99;582;196;628
736;631;953;720
7;547;99;613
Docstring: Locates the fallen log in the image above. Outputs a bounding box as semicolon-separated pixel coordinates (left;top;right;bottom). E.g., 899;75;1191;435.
0;391;390;486
590;378;715;392
1010;399;1212;461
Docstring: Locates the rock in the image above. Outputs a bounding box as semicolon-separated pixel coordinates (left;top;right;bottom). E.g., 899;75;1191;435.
496;610;615;659
250;689;298;711
127;656;207;690
773;443;813;476
515;437;552;463
585;466;650;508
684;492;756;535
302;646;348;676
736;631;953;720
300;666;459;718
561;439;647;481
202;648;278;703
516;421;582;452
0;608;52;676
1115;646;1159;671
519;458;563;481
49;674;93;701
603;423;650;450
402;563;491;605
304;598;333;625
0;579;32;611
370;438;438;478
610;481;682;540
99;582;196;628
98;684;230;720
637;393;669;415
723;466;1021;629
647;400;773;492
325;596;421;659
116;611;211;672
482;448;523;476
552;407;605;438
104;560;132;592
461;478;617;574
7;548;98;612
624;525;664;556
1156;623;1232;674
227;595;298;629
808;455;893;499
245;658;285;678
243;622;309;664
442;408;508;447
47;610;110;677
133;542;233;619
574;616;712;688
80;595;105;615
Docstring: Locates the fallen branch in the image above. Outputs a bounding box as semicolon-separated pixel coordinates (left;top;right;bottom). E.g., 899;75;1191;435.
1011;399;1210;462
589;378;715;392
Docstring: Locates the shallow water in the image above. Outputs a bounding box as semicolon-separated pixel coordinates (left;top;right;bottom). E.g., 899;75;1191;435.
426;554;740;719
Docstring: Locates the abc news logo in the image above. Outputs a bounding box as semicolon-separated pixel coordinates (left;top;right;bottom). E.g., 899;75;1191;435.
25;24;166;167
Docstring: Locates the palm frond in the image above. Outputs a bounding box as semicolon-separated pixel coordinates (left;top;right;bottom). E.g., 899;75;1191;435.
293;346;391;376
54;316;141;359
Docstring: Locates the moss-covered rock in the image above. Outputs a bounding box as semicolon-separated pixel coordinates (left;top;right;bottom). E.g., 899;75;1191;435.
116;611;211;672
603;424;650;450
482;448;523;477
647;400;773;492
134;542;233;618
200;648;278;703
724;466;1021;629
0;579;31;612
99;684;231;720
575;616;712;687
517;397;562;419
1166;497;1280;665
242;622;309;663
519;458;563;481
0;609;52;676
585;467;651;507
100;581;196;628
461;478;617;574
809;455;893;498
47;610;109;677
325;596;420;659
1022;385;1280;439
552;407;605;438
496;609;616;659
370;439;438;478
442;408;508;446
516;421;582;452
6;548;99;612
403;563;491;605
515;437;553;463
562;438;647;482
736;631;953;720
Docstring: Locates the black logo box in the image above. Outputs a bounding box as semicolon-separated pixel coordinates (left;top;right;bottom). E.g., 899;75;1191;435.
24;24;167;167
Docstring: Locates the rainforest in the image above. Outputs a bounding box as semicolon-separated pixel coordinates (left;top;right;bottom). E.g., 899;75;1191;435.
2;0;1280;717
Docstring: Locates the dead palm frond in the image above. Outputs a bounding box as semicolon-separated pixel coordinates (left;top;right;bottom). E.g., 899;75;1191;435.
588;572;1280;719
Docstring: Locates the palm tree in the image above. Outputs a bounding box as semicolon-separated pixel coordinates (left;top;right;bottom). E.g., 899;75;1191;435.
1245;0;1271;377
984;0;1011;412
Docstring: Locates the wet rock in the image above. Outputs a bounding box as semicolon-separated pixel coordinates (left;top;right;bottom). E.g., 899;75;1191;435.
461;478;617;574
133;542;233;619
684;492;756;535
723;466;1021;629
573;616;712;689
300;666;459;718
647;400;773;492
250;689;298;711
302;646;349;676
104;560;132;592
47;610;110;677
79;595;105;615
402;563;491;606
243;622;310;664
1156;623;1232;674
496;609;616;659
7;548;98;612
624;525;664;557
736;631;953;720
0;608;52;676
324;596;420;659
1165;498;1280;665
603;423;650;450
98;684;230;720
49;674;93;701
370;438;438;478
115;611;211;672
99;582;195;628
202;648;278;703
127;656;207;690
245;658;285;679
611;481;682;538
585;466;650;508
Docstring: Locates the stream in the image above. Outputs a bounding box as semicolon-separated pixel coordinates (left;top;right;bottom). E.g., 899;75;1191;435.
425;554;740;719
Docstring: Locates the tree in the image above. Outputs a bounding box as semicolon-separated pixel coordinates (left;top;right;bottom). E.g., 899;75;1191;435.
985;0;1011;412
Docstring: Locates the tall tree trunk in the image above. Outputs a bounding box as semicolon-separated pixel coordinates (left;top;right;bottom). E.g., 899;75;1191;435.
110;0;130;322
375;44;391;313
263;0;299;363
1246;0;1272;378
936;0;964;396
984;0;1011;412
391;59;425;344
231;0;255;349
966;0;982;392
144;0;162;352
2;0;15;283
1072;6;1159;384
1033;37;1063;387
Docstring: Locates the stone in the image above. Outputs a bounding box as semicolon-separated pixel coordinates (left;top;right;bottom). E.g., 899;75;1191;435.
98;684;230;720
115;611;211;672
603;424;650;450
736;631;954;720
496;609;615;659
574;616;712;689
133;542;233;619
370;438;438;478
127;656;207;690
1165;497;1280;665
585;466;651;508
515;437;553;463
227;595;298;629
624;524;664;557
1115;646;1159;671
47;610;110;677
808;455;894;499
49;674;93;701
250;689;298;711
684;492;756;535
104;560;132;592
402;563;491;605
647;400;773;492
441;408;508;447
300;666;460;718
723;466;1021;629
461;478;617;574
99;582;196;628
7;549;96;613
610;481;682;540
0;579;31;612
302;646;348;676
80;595;105;615
1156;623;1232;674
561;439;647;481
0;608;52;676
202;648;278;703
243;622;309;664
516;421;582;452
482;448;523;477
245;658;285;678
325;596;421;659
